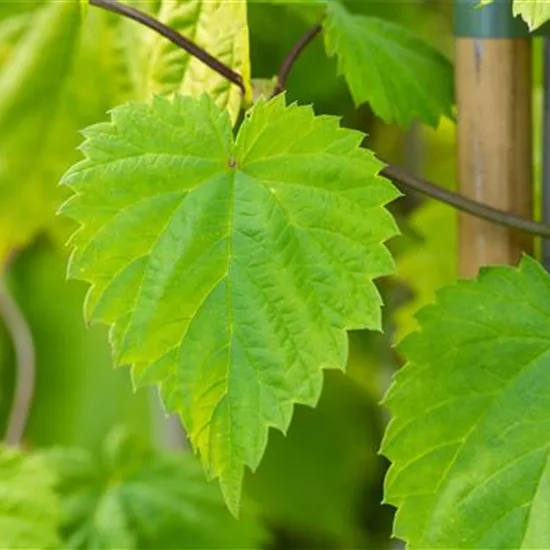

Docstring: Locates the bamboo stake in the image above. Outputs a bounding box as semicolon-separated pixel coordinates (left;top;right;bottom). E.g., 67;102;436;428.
455;0;533;278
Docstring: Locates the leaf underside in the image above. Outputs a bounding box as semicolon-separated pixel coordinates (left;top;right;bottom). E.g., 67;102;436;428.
323;1;453;128
144;0;251;123
60;93;398;514
383;256;550;548
513;0;550;29
481;0;550;30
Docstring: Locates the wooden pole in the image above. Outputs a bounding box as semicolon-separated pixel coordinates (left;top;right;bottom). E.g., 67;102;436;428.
455;0;533;278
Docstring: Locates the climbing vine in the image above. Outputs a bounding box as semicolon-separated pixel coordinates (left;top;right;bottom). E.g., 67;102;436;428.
1;0;550;548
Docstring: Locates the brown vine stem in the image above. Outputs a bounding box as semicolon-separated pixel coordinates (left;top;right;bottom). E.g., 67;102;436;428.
382;164;550;239
273;21;550;239
272;22;323;96
89;0;246;95
0;280;35;446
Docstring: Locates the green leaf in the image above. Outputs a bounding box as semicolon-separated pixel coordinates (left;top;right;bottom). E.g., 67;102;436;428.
80;7;142;108
145;0;251;122
0;2;141;266
251;77;278;102
0;0;81;263
323;1;453;128
60;93;398;513
513;0;550;29
46;428;266;549
382;256;550;548
0;446;61;549
480;0;550;30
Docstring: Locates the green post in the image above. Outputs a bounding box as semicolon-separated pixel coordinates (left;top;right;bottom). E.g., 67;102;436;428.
455;0;529;38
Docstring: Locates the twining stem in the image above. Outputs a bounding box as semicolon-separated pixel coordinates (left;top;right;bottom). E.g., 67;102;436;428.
274;22;550;238
382;164;550;239
90;3;550;239
0;280;35;446
89;0;246;95
272;23;323;96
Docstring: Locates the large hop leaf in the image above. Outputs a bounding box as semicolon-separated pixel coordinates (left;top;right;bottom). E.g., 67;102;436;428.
0;447;60;549
382;256;550;548
45;429;266;549
323;1;453;128
145;0;251;123
60;93;398;513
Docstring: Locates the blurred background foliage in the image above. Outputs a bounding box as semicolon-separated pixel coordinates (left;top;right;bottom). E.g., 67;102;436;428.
0;0;500;548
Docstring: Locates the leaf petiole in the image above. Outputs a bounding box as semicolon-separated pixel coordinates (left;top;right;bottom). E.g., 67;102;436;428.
272;22;324;97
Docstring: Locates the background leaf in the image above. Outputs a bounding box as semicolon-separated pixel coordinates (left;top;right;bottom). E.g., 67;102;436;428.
480;0;550;31
513;0;550;30
0;446;60;549
144;0;251;122
60;93;398;513
383;257;550;548
393;202;456;343
46;428;266;549
323;1;453;127
0;2;142;266
0;1;81;264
